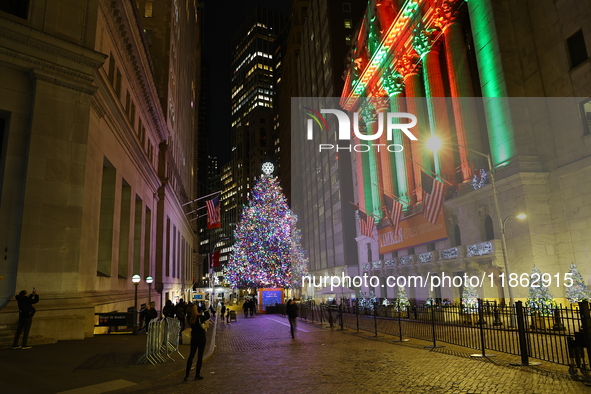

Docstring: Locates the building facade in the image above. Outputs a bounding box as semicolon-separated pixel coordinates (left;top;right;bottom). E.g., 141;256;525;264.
0;0;198;340
339;0;591;304
291;0;366;295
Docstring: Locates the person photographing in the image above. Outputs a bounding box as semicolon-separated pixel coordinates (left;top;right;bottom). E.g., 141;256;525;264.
12;288;39;349
184;303;210;381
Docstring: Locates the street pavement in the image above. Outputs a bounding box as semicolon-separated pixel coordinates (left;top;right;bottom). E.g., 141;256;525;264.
1;308;589;394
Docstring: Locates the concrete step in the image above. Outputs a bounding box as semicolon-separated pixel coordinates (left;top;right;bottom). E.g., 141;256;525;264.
0;326;57;349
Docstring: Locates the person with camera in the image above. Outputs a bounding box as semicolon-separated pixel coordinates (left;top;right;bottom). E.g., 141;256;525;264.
12;288;40;349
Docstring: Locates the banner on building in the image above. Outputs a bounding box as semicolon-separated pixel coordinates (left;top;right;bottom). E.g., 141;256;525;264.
377;211;448;254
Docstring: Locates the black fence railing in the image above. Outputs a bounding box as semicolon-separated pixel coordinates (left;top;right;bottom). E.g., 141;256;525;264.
275;300;591;376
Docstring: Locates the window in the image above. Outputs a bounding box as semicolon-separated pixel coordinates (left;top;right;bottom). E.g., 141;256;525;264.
345;36;352;45
145;0;154;18
343;3;351;12
0;0;29;19
484;215;495;241
344;19;352;29
567;29;588;69
580;98;591;135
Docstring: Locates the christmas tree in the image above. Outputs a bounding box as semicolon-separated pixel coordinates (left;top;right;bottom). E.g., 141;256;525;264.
225;171;308;289
395;286;410;312
565;263;590;303
526;265;557;316
461;284;478;313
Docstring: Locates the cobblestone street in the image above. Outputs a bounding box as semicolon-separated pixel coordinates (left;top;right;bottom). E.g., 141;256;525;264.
111;313;590;394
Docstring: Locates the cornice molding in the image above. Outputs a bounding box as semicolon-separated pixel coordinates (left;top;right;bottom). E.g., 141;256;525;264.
30;68;97;96
0;16;106;70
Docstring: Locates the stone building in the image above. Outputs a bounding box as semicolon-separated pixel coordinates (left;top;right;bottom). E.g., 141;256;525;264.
0;0;198;340
335;0;591;304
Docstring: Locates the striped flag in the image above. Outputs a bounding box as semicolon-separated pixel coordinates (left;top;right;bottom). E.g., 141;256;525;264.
358;209;375;239
206;195;221;229
382;193;403;234
421;171;445;224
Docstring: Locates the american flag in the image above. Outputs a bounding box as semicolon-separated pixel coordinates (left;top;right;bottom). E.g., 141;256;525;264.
421;171;445;224
382;193;403;234
358;209;375;239
206;195;221;229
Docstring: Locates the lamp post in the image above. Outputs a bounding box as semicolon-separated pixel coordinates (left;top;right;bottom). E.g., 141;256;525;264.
146;276;153;306
426;137;525;309
209;237;229;308
132;274;141;334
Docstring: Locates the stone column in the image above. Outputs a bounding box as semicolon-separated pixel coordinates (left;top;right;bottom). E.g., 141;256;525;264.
413;28;456;184
439;5;485;180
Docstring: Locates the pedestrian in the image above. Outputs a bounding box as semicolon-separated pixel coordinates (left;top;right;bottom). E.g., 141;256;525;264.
184;303;210;381
248;298;255;317
220;303;226;322
163;299;175;319
176;299;187;344
243;300;249;318
12;289;40;349
286;299;298;339
141;304;158;332
226;307;231;323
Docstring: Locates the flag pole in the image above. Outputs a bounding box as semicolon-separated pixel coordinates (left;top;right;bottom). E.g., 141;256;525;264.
348;201;379;220
371;183;408;206
408;159;454;186
182;190;221;207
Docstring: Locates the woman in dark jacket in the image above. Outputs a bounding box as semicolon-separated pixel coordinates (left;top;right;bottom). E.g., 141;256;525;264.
184;303;210;381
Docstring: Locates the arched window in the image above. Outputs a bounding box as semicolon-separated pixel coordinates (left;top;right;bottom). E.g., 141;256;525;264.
453;224;461;247
484;215;495;241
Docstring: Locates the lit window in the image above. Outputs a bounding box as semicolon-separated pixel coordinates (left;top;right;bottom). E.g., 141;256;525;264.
344;19;352;29
145;0;154;18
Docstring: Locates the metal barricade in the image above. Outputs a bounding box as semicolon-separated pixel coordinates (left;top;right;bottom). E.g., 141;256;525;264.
137;318;184;365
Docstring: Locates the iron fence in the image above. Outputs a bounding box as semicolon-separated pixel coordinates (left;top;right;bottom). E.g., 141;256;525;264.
276;300;591;375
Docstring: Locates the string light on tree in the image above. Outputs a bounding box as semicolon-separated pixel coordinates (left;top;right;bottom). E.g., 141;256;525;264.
225;170;308;289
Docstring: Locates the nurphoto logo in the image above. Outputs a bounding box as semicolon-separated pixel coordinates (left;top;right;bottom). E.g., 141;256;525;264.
304;107;419;153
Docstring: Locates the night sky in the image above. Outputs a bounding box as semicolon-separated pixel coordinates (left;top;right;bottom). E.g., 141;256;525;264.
203;0;290;165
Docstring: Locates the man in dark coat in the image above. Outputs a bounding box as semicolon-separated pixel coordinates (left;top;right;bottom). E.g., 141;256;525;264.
12;289;39;349
141;304;158;332
286;299;298;339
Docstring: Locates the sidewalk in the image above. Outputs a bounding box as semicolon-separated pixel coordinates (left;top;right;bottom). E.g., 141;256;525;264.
1;311;589;393
0;317;218;394
109;313;589;394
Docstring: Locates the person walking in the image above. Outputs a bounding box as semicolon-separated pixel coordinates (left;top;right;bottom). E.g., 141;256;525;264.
162;300;175;319
226;306;231;323
140;304;158;333
243;300;249;318
12;289;40;349
286;299;298;339
220;303;226;323
184;303;210;381
176;299;187;344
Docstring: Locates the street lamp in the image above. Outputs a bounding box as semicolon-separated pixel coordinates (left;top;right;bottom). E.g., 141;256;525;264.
132;274;141;334
146;276;153;306
426;136;522;309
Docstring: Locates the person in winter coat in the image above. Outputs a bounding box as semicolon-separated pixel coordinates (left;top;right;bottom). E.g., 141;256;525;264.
12;289;40;349
141;304;158;332
162;300;175;319
184;303;210;381
286;299;298;339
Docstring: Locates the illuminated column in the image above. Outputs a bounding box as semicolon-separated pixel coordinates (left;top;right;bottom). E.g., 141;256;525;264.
370;94;394;197
381;71;410;204
466;0;517;167
414;28;456;183
398;53;426;203
359;103;381;217
438;6;484;180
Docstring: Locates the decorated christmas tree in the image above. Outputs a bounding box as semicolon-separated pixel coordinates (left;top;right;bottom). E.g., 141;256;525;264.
225;169;308;289
395;286;410;312
461;284;478;313
526;265;557;316
565;263;590;303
